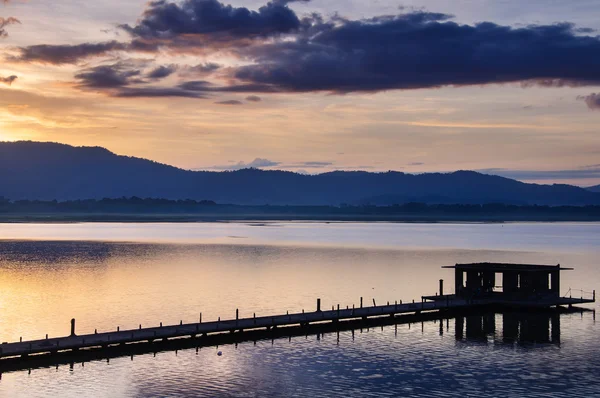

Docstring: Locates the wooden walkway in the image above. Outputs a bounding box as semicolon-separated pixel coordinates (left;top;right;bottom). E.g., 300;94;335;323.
0;294;594;360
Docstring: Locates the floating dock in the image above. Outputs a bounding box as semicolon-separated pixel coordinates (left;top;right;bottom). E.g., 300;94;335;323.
0;262;594;366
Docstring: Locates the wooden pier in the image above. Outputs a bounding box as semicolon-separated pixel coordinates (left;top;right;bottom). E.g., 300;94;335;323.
0;262;594;366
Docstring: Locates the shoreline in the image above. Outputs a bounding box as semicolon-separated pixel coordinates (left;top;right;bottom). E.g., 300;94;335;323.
1;212;600;223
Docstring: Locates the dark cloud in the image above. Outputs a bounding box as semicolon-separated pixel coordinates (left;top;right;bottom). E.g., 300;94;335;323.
11;41;127;64
215;100;243;105
577;93;600;110
232;13;600;92
0;16;19;37
120;0;303;46
179;80;280;93
17;3;600;99
116;87;206;98
0;74;17;85
408;162;424;166
75;63;144;89
147;64;178;79
246;95;261;102
73;61;207;98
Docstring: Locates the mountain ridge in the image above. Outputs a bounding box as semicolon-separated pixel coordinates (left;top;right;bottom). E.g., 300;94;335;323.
587;184;600;193
1;141;599;206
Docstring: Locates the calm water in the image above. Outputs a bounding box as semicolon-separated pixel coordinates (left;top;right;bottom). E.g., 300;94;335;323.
0;222;598;397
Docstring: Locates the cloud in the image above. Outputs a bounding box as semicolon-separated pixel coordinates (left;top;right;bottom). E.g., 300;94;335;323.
207;158;281;170
179;80;280;93
11;41;127;64
408;162;424;166
232;13;600;93
0;16;19;37
187;62;221;74
480;167;600;181
75;63;144;89
72;60;212;98
15;3;600;100
0;75;17;85
294;161;332;168
120;0;304;47
215;100;243;105
115;87;206;98
147;64;178;79
577;93;600;110
246;95;262;102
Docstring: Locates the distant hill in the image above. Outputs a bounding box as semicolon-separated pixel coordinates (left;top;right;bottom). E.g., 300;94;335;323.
1;141;600;206
587;185;600;193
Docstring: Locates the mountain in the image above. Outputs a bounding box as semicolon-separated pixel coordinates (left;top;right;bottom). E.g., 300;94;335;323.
1;141;600;206
587;185;600;193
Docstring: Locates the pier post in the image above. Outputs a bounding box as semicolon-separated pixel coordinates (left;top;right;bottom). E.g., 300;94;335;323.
236;309;239;326
372;298;376;307
337;304;340;318
439;279;444;296
199;313;202;323
317;298;321;312
594;290;596;301
70;318;76;336
360;297;363;308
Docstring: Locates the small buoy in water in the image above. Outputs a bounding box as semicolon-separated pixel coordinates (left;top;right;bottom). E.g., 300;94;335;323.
217;351;223;356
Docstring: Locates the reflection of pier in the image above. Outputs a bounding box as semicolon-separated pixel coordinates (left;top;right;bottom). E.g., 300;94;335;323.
455;311;562;346
0;262;594;370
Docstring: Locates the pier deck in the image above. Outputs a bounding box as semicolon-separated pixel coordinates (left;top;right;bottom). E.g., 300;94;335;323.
1;294;593;360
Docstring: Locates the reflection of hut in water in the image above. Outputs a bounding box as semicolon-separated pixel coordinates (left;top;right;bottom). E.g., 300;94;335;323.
454;311;562;346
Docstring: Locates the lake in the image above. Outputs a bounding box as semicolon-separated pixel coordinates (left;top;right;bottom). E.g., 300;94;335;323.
0;222;598;397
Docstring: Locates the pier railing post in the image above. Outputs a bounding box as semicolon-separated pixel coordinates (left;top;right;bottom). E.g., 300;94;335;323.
317;298;321;312
439;279;444;296
360;297;363;308
70;318;76;337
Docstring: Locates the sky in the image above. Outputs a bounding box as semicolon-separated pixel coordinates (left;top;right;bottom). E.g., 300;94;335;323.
1;0;600;186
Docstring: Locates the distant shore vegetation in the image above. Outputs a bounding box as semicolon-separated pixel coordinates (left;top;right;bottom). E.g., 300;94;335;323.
1;196;600;222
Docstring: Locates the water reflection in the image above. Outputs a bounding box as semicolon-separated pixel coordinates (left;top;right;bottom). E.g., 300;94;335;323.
455;311;564;346
0;223;598;397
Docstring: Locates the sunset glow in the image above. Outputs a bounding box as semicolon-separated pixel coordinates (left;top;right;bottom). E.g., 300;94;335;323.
1;0;599;185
